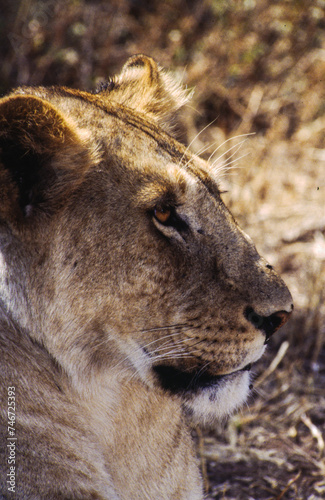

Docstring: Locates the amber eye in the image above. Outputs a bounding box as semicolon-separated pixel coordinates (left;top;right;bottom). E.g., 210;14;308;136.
153;206;171;224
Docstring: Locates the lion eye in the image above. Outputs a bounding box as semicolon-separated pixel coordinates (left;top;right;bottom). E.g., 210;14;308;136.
152;205;189;233
154;207;171;224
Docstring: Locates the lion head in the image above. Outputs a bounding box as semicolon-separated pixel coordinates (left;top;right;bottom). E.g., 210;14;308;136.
0;55;293;427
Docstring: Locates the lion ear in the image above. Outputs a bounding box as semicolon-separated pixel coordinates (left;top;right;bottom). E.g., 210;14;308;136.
98;54;191;131
0;94;91;224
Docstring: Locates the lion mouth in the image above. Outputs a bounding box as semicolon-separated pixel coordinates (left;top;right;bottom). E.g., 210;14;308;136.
153;363;252;394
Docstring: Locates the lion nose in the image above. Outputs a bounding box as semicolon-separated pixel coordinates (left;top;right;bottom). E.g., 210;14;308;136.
244;306;293;343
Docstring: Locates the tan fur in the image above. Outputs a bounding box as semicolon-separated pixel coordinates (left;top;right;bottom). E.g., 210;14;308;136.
0;55;293;499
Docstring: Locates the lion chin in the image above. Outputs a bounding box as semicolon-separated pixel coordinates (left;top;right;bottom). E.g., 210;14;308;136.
182;371;252;425
151;363;253;425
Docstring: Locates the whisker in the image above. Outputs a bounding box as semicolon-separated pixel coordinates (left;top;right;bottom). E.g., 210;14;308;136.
187;360;214;388
152;345;187;357
140;332;183;351
179;117;219;165
125;369;145;385
213;156;249;180
210;138;247;166
182;132;254;177
213;155;248;173
187;132;255;168
153;353;191;361
124;355;193;385
112;328;190;372
151;355;192;364
138;323;188;334
183;335;205;349
207;132;255;164
153;342;185;353
190;139;220;159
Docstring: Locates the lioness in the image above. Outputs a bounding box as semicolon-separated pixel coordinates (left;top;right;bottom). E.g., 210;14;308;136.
0;55;292;499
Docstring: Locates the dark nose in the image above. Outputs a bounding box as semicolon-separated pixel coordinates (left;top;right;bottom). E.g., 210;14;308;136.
244;306;292;343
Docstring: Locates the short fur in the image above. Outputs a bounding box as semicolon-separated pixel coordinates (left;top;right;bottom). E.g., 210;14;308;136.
0;55;293;499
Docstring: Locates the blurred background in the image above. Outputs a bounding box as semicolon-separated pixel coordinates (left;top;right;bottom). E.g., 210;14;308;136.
1;1;324;498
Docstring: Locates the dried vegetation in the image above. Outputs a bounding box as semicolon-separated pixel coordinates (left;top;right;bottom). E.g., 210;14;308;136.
1;1;324;498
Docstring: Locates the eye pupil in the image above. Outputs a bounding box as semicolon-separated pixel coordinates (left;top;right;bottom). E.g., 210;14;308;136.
154;207;171;224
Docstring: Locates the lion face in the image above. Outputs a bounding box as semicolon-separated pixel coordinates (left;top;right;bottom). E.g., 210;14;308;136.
0;55;293;426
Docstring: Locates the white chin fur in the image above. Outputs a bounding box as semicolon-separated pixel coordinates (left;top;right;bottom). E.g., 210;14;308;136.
182;371;250;427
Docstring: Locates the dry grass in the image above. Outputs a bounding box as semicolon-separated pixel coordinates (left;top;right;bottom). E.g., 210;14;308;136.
1;1;324;498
